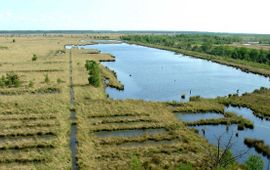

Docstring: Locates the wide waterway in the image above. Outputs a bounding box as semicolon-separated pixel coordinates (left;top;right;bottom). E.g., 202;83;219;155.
85;43;270;101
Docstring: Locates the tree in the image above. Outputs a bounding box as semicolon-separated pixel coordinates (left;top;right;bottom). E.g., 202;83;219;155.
205;131;249;169
85;60;100;87
245;155;264;170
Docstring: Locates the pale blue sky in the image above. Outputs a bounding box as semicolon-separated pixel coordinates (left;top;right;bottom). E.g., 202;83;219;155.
0;0;270;34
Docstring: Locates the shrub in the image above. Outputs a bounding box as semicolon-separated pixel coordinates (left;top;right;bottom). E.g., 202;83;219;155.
130;154;143;170
178;162;193;170
0;76;5;87
44;74;50;84
57;78;64;84
245;155;264;170
32;54;37;61
28;80;34;87
0;73;21;88
85;60;100;87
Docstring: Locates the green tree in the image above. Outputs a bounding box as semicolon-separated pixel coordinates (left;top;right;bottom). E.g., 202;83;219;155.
85;60;100;87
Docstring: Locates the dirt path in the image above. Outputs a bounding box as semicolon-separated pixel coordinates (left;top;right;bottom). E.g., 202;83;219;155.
69;49;78;170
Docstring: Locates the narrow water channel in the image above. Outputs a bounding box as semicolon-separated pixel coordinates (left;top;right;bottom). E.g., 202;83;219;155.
175;106;270;169
68;49;78;170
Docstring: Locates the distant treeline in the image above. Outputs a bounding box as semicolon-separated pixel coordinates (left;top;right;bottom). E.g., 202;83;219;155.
121;35;270;65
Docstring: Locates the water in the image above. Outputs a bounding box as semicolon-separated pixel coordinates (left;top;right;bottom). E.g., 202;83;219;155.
175;106;270;169
84;43;270;101
95;128;166;138
175;112;224;122
80;43;270;168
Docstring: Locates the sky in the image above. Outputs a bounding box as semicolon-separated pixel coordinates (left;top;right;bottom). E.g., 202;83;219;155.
0;0;270;34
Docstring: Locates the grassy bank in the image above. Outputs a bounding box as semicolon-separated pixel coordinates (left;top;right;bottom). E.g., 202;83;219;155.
244;138;270;158
217;87;270;118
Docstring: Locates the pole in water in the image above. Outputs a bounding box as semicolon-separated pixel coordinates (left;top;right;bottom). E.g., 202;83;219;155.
201;129;205;136
267;157;270;170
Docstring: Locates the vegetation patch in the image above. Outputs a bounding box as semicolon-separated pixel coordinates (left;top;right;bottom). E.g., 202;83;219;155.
244;138;270;158
218;87;270;118
32;54;38;61
0;73;21;88
85;60;101;87
0;46;8;50
184;111;253;130
0;87;61;95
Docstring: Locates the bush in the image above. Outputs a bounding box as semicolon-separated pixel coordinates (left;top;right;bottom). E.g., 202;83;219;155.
245;155;264;170
85;60;100;87
178;162;193;170
32;54;37;61
28;80;34;87
57;78;64;84
0;76;5;87
130;154;143;170
0;73;21;88
44;74;50;84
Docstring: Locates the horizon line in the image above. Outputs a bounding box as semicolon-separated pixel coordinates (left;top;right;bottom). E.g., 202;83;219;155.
0;30;269;35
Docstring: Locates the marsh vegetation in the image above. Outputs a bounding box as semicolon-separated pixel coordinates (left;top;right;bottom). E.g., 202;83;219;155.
0;33;269;170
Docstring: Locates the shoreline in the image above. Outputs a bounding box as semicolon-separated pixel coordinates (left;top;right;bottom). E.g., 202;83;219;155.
126;41;270;78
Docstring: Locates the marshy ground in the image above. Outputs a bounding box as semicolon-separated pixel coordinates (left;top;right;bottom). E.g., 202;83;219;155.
0;35;269;169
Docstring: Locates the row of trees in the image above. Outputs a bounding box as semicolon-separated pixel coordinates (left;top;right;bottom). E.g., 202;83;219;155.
122;34;241;46
195;44;270;64
121;35;270;65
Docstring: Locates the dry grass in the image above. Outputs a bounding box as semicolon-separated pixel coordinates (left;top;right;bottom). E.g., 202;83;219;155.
0;36;75;169
76;99;214;169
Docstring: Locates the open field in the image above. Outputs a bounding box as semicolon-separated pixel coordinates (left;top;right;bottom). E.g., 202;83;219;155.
0;36;77;169
230;44;270;51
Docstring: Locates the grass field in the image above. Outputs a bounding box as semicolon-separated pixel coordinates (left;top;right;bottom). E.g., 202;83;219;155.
0;36;77;169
